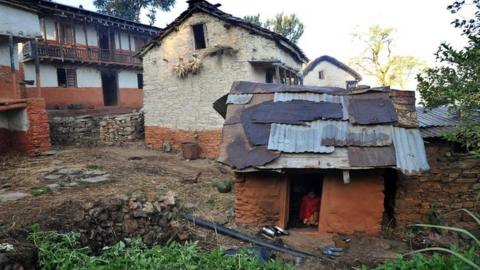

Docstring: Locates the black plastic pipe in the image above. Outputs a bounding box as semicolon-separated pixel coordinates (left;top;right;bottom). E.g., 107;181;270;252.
181;213;314;258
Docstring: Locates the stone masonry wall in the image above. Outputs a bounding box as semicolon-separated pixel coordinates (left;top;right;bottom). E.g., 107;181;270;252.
395;140;480;230
49;111;144;146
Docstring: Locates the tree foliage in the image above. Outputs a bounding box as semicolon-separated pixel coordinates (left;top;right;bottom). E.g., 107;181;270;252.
417;1;480;154
243;13;304;44
349;25;425;88
448;0;480;35
93;0;175;25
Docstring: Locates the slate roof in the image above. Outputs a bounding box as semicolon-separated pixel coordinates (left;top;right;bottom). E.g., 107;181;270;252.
215;81;430;175
303;55;362;81
139;0;308;63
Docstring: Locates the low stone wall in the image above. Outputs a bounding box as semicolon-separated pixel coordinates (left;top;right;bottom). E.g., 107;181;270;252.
145;126;221;159
49;111;144;146
395;140;480;230
0;192;188;269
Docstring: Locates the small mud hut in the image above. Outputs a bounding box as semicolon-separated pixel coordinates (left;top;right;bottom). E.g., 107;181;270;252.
214;81;430;235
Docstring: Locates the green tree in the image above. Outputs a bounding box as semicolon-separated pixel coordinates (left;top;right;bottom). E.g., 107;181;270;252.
349;25;425;88
94;0;175;25
243;14;262;27
417;1;480;154
242;13;304;43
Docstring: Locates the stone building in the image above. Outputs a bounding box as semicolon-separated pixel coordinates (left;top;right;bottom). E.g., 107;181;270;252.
215;81;429;235
303;55;362;88
0;0;50;155
20;0;160;110
138;0;308;159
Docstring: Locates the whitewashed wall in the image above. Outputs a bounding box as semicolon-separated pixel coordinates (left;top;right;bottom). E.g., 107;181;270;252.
44;18;57;41
24;64;102;87
0;4;41;39
24;63;58;87
143;12;303;131
118;70;139;88
303;61;357;88
115;32;132;50
77;67;101;87
0;43;18;68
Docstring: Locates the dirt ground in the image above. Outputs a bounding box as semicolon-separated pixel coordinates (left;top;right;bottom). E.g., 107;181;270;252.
0;144;410;269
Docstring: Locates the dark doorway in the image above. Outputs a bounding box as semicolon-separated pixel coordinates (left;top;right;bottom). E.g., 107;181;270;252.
101;71;118;106
383;168;398;226
288;173;323;229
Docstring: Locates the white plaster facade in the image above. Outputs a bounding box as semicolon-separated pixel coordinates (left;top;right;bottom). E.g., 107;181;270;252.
0;43;19;68
143;12;304;131
303;58;360;88
0;4;41;39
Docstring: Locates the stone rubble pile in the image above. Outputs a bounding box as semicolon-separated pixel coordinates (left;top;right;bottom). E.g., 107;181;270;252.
49;111;144;146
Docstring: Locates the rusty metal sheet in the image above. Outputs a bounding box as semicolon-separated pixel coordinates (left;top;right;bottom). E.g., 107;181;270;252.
217;123;279;169
225;94;273;125
347;146;396;167
230;81;346;95
213;94;228;119
274;92;348;120
347;96;398;124
250;100;343;124
241;105;271;146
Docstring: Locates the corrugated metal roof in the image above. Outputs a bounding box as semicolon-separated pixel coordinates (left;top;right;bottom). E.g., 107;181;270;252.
226;94;253;105
268;121;335;153
392;127;430;174
420;126;456;138
416;106;458;127
267;120;394;153
274;93;348;119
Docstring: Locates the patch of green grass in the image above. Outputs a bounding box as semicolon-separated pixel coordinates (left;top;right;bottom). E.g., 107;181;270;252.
29;231;292;270
85;164;103;170
31;187;50;197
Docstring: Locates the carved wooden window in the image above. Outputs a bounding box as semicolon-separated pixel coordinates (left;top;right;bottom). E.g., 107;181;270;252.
59;24;75;45
57;68;77;88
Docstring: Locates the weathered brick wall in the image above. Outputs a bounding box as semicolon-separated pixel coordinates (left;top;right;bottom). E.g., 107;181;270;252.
395;140;480;229
49;111;144;146
0;98;51;155
235;173;288;226
145;126;221;159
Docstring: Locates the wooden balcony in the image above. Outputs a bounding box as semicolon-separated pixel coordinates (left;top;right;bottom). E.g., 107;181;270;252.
22;42;142;69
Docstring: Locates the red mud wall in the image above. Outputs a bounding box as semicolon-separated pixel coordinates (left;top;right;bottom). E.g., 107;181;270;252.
145;126;221;159
0;65;24;99
395;140;480;230
24;88;143;109
318;172;384;235
235;173;288;226
0;99;50;155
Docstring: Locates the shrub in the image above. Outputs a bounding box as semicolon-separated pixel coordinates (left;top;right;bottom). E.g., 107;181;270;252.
29;231;292;270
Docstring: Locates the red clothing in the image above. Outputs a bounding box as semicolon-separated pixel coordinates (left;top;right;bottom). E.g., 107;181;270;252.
299;195;321;221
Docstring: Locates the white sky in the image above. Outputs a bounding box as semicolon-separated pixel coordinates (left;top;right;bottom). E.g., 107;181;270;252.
55;0;469;89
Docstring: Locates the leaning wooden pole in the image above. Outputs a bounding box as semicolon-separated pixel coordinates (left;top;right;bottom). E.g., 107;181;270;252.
9;34;18;99
34;38;42;98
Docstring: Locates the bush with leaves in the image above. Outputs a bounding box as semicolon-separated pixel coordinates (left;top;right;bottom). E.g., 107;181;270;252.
29;231;292;270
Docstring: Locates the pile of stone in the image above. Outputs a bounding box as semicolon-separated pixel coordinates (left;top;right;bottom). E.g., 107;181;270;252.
49;111;144;146
76;191;188;252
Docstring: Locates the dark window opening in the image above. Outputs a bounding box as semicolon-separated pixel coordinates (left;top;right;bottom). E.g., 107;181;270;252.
134;37;147;52
383;168;398;228
137;73;144;89
451;142;469;154
265;68;275;83
288;173;323;229
318;70;325;80
57;68;77;88
192;23;206;49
